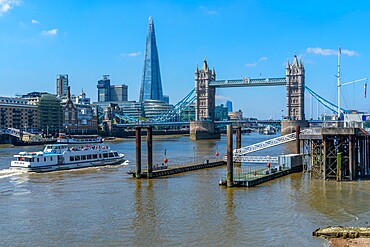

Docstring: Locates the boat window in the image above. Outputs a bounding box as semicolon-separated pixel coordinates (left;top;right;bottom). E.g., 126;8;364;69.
81;155;86;160
70;156;75;161
99;154;102;158
87;155;92;159
93;154;98;159
75;156;80;161
44;157;46;161
108;153;114;157
113;152;118;157
50;157;53;161
30;158;34;162
103;153;108;158
37;158;39;162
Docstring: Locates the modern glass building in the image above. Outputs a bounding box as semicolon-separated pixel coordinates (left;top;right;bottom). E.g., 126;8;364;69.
139;16;163;102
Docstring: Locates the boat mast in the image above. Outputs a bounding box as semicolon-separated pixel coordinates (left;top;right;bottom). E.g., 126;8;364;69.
337;44;341;120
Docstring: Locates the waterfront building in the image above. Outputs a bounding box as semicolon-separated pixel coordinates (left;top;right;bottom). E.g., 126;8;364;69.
97;75;128;102
56;74;69;97
215;104;229;121
228;110;243;121
226;100;233;112
139;17;164;102
0;97;39;130
62;88;97;134
143;100;171;119
25;92;63;135
180;103;195;122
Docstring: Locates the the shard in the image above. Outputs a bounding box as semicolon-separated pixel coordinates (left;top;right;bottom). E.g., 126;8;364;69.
139;16;163;102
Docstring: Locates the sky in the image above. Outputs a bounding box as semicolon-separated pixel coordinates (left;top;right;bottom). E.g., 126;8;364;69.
1;0;370;119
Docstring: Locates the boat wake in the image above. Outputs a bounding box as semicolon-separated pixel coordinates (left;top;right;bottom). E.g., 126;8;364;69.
0;169;24;179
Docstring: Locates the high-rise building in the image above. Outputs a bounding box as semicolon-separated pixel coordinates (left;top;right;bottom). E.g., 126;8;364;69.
97;75;128;102
56;74;69;97
139;16;163;102
226;100;233;112
97;75;111;102
110;85;128;102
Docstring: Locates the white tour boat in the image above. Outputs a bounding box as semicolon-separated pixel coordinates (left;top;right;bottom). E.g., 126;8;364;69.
10;144;128;172
57;133;104;144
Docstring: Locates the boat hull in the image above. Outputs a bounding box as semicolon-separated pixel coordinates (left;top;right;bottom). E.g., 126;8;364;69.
10;157;127;173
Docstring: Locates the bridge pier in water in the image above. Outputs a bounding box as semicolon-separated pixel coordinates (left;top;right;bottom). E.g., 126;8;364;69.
189;121;220;140
301;127;370;181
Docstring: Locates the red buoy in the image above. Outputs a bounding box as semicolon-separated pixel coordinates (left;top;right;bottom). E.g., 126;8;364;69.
216;152;219;157
267;162;271;168
164;158;168;164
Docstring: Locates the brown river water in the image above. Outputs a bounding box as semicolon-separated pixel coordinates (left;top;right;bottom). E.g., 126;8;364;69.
1;133;370;246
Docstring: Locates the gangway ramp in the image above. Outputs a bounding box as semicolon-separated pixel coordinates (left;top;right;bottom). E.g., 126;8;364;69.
234;129;312;156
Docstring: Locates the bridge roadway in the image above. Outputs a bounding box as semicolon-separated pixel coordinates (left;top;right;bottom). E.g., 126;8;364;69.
209;77;286;88
113;119;283;128
113;119;322;128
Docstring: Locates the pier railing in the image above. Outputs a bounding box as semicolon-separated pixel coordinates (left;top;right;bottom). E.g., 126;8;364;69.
220;164;290;182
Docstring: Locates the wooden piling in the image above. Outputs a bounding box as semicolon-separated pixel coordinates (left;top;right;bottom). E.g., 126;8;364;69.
226;125;234;187
147;127;153;179
135;127;142;179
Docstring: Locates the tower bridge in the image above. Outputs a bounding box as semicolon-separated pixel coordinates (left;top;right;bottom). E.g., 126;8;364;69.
190;54;306;140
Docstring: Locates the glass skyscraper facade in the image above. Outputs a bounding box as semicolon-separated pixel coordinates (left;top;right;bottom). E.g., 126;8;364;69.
139;16;163;102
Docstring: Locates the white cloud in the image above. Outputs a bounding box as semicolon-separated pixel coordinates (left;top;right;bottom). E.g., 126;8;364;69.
199;5;221;15
41;28;58;36
31;19;40;24
246;56;268;67
306;47;358;56
128;52;141;57
121;51;141;57
0;0;21;15
215;95;230;101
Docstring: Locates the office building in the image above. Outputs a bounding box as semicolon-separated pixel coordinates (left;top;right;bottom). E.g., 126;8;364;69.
56;74;69;97
139;17;164;102
97;75;128;102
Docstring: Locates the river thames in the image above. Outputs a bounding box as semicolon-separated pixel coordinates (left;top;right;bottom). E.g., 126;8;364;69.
1;132;370;246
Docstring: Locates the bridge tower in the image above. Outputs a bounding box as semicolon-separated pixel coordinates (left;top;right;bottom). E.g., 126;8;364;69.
190;58;220;140
282;54;308;135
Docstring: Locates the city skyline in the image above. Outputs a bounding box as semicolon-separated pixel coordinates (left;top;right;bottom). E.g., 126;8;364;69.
1;1;370;119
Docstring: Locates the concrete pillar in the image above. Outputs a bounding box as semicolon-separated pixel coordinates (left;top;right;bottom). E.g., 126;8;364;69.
296;125;301;154
226;125;234;187
147;127;153;179
135;127;142;179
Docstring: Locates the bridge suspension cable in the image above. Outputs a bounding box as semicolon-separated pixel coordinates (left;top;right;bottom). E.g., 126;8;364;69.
305;86;351;115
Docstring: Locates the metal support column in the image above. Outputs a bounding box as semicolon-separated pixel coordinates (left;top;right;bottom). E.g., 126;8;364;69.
349;135;354;181
147;127;153;179
135;127;142;179
236;127;241;167
323;135;327;180
337;152;342;181
296;125;301;154
226;125;234;187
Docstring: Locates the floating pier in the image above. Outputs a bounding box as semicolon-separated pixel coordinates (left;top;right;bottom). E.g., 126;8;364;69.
128;160;226;178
